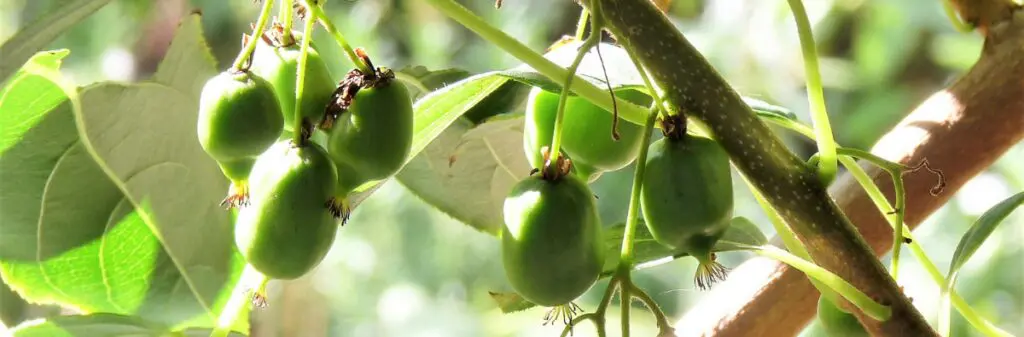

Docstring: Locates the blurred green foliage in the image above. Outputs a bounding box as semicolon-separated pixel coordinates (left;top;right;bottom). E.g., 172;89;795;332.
1;0;1019;336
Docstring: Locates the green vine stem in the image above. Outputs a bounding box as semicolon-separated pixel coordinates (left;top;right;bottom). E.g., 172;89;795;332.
209;265;268;337
620;281;630;337
291;4;316;142
230;0;275;71
739;244;891;321
280;0;295;44
549;24;599;168
785;0;838;185
625;282;672;334
300;0;372;74
587;0;932;334
836;148;906;277
574;9;590;41
759;112;1010;336
423;0;649;126
621;38;673;118
618;110;658;263
838;157;1012;337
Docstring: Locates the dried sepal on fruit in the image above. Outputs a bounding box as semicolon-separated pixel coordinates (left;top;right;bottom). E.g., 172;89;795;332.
323;49;414;223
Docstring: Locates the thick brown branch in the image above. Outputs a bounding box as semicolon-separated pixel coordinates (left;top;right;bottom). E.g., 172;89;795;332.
590;0;936;335
677;9;1024;337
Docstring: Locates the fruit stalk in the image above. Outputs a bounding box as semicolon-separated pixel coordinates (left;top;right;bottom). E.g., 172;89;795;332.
280;0;295;44
231;0;276;71
300;0;372;74
785;0;838;185
574;9;590;41
210;265;267;337
618;110;658;263
292;5;316;142
587;0;934;335
548;28;598;171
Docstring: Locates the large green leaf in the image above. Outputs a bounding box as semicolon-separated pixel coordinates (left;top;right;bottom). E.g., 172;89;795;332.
399;115;531;234
947;191;1024;282
9;313;246;337
0;0;114;83
0;14;245;331
940;191;1024;331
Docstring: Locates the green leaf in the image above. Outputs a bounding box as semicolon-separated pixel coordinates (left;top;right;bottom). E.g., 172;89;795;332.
713;217;770;251
0;50;71;153
0;0;114;83
1;278;28;327
397;66;471;98
9;313;247;337
407;73;511;168
398;116;531;234
746;97;797;121
0;14;246;331
947;191;1024;287
487;291;536;314
11;313;165;337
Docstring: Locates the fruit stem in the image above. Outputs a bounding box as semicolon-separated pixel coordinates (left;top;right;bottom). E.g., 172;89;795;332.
619;277;631;337
573;8;589;41
835;148;906;278
209;265;267;337
292;4;317;144
230;0;276;71
422;0;650;126
758;113;1010;336
621;38;674;117
619;109;659;263
626;282;673;334
280;0;295;45
785;0;838;186
547;18;600;175
301;0;373;74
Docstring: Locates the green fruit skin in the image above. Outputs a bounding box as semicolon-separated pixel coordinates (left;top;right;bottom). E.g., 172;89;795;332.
817;297;869;337
640;134;733;255
235;141;338;279
327;83;414;194
502;174;604;307
523;87;649;173
197;71;284;180
251;39;335;130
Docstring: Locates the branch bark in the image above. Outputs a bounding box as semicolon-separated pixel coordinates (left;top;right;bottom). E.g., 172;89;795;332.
676;7;1024;337
589;0;938;335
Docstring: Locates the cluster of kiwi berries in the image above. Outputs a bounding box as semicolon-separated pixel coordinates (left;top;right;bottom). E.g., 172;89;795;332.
196;15;412;280
503;84;735;310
